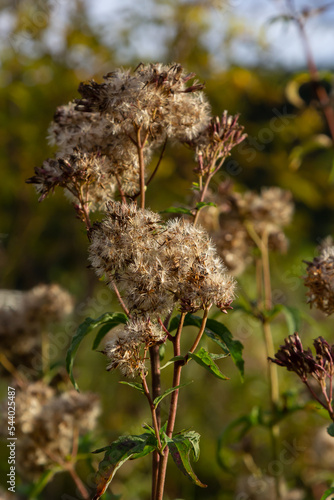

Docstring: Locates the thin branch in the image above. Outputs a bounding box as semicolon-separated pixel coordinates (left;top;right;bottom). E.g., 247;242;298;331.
111;281;130;318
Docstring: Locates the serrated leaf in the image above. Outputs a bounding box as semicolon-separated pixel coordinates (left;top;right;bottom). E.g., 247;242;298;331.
119;381;145;394
321;486;334;500
189;348;229;380
92;434;156;500
153;381;193;408
268;304;300;334
160;206;193;215
195;202;217;209
167;432;206;488
327;423;334;437
66;312;127;391
92;313;128;350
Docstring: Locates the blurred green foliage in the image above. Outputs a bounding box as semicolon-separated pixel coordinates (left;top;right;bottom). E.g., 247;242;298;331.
1;1;334;499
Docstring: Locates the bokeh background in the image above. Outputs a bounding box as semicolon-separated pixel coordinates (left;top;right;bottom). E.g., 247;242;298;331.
1;1;334;499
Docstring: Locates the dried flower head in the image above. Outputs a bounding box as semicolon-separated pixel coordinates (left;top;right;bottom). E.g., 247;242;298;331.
1;381;101;480
270;333;334;420
104;318;165;377
0;285;74;374
76;63;211;145
195;184;293;275
162;219;235;313
304;242;334;315
26;151;117;213
89;202;235;315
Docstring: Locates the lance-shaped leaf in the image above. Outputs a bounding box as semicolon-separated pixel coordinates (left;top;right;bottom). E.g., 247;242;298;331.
66;312;127;391
166;431;206;488
92;433;157;500
153;381;193;409
170;314;244;380
119;381;145;394
195;201;217;210
188;348;229;380
160;206;193;215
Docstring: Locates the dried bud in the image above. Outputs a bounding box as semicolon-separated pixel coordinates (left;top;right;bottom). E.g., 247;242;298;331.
187;111;246;174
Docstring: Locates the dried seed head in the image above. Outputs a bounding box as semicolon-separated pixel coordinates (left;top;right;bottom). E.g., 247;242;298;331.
104;318;165;377
88;201;162;277
160;218;236;313
76;63;211;145
89;203;235;316
195;184;294;275
27;152;117;211
0;285;74;373
0;381;100;480
304;242;334;315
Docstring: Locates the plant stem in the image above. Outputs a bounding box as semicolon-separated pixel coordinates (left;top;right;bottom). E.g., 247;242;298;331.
186;307;210;359
141;374;162;449
259;235;281;500
0;353;26;387
66;463;90;500
135;126;149;209
287;0;334;142
111;281;130;317
149;344;162;500
156;312;186;500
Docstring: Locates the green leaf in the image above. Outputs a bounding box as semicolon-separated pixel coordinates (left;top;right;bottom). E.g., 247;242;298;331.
92;313;128;349
169;314;244;380
160;206;193;215
327;423;334;437
195;202;217;209
28;468;59;499
321;486;334;500
169;314;244;379
268;304;300;334
160;355;185;370
217;410;260;471
167;431;206;488
205;318;244;379
153;381;193;408
92;433;157;500
189;348;229;380
66;312;128;391
119;381;145;394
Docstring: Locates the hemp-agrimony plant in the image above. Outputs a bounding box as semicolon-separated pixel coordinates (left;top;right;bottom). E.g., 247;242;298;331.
27;63;246;500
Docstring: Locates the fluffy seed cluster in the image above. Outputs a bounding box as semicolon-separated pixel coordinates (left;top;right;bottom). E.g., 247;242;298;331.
196;184;294;275
0;381;100;480
27;152;116;209
304;242;334;315
89;201;235;317
0;284;74;373
76;63;211;144
104;318;166;378
28;64;211;213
